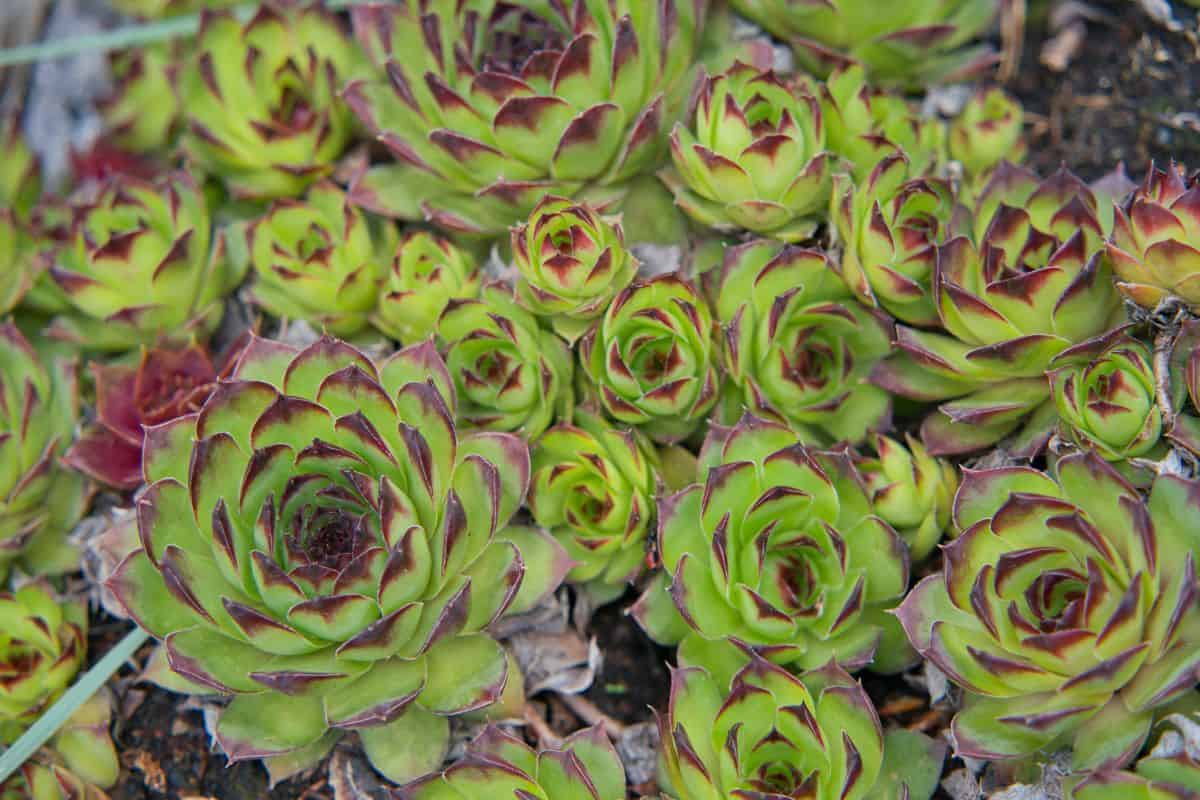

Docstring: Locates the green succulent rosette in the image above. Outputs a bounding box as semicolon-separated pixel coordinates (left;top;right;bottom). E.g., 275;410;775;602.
0;325;88;580
109;0;238;19
858;433;958;562
832;152;967;327
633;415;912;676
1107;163;1200;312
177;4;364;200
0;582;119;793
100;43;182;153
528;407;659;601
714;239;893;445
105;335;570;783
1048;328;1164;463
1072;714;1200;800
659;61;831;243
245;182;386;337
821;65;945;179
659;652;889;800
512;196;637;342
372;231;480;344
0;121;41;221
873;166;1122;456
0;212;39;316
897;452;1200;770
437;283;574;440
46;173;244;352
727;0;999;87
949;88;1026;183
1;757;110;800
579;273;719;444
345;0;705;236
399;724;626;800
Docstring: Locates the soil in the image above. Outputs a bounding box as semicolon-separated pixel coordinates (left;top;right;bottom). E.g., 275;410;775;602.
30;2;1200;798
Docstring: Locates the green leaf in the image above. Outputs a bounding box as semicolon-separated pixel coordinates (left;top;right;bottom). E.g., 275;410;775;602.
359;706;449;784
870;729;947;800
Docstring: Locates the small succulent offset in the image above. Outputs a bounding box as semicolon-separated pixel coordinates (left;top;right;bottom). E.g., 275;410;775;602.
512;197;638;342
1107;162;1200;313
245;182;386;337
63;344;220;490
0;582;119;793
727;0;999;87
833;152;966;327
1072;714;1200;800
105;336;569;783
177;4;364;199
100;44;182;153
714;239;893;445
634;415;911;676
373;232;480;344
438;284;574;440
0;325;88;581
1048;328;1163;463
528;408;659;603
874;166;1122;456
345;0;705;235
949;88;1026;184
398;724;626;800
580;274;719;444
897;453;1200;770
659;652;888;800
858;433;958;562
47;173;244;352
660;61;831;243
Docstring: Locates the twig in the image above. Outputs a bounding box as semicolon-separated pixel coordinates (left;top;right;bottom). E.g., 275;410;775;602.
522;703;562;750
554;692;626;738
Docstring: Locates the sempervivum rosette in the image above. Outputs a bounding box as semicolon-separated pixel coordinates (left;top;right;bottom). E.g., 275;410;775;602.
372;232;480;344
714;239;893;445
858;433;958;562
398;725;626;800
177;4;364;199
949;88;1026;183
633;415;911;676
528;408;659;603
512;196;637;342
579;274;718;444
47;173;244;352
1107;162;1200;312
873;166;1122;456
1047;328;1163;463
897;453;1200;770
659;61;831;243
105;336;569;783
437;284;574;440
245;182;386;337
345;0;705;235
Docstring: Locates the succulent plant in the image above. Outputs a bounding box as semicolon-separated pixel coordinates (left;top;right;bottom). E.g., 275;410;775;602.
108;0;238;19
659;61;831;242
46;173;243;352
0;582;118;792
0;326;88;581
245;182;387;337
1169;319;1200;457
372;232;480;344
528;407;659;602
949;88;1026;182
1107;163;1200;312
398;724;626;799
2;757;112;800
177;4;364;199
713;239;893;445
99;44;181;153
633;415;911;676
873;166;1122;456
0;121;41;220
63;344;220;490
579;273;718;444
438;284;574;440
345;0;706;236
1072;714;1200;800
105;335;569;782
857;433;958;562
897;452;1200;770
0;213;38;316
821;65;945;179
658;652;888;800
832;152;966;327
727;0;999;87
512;197;637;341
1048;328;1163;462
